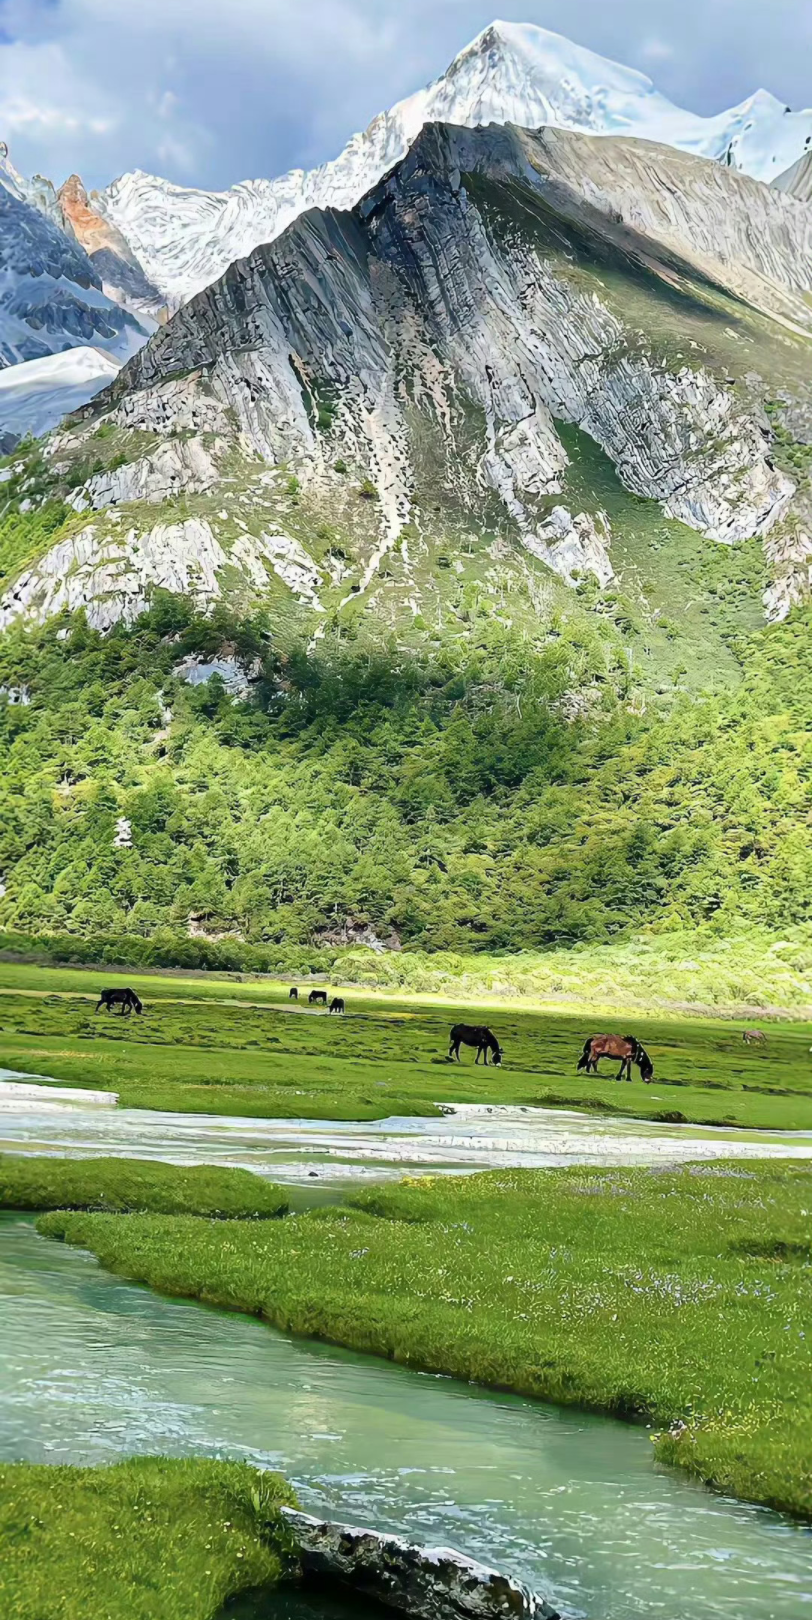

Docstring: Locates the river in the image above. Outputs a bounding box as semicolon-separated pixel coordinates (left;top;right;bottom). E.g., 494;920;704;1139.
2;1211;810;1620
2;1079;812;1183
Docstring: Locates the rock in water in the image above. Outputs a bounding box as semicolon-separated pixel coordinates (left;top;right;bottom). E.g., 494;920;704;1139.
283;1509;561;1620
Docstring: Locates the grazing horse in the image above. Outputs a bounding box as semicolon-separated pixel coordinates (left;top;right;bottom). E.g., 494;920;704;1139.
289;987;299;1001
329;997;345;1014
449;1024;503;1066
309;989;328;1006
577;1034;653;1083
743;1029;766;1045
95;987;143;1017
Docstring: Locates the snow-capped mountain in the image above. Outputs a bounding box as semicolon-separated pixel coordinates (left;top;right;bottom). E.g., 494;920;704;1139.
95;19;812;306
0;185;149;371
0;140;63;228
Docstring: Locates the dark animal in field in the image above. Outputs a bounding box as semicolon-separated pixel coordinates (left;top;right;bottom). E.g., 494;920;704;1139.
577;1034;653;1083
743;1029;766;1045
309;989;328;1006
449;1024;503;1066
330;997;345;1014
289;987;299;1000
95;987;143;1017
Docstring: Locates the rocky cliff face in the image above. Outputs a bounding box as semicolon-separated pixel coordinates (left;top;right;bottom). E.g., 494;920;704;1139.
4;120;812;643
102;123;804;552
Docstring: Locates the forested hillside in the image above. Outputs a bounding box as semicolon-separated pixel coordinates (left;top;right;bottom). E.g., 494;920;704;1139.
2;578;811;956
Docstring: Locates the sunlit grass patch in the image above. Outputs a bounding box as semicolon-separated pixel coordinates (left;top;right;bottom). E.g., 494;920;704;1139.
0;1456;295;1620
0;1155;288;1219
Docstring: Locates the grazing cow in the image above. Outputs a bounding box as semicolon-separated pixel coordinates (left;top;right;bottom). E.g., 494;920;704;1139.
743;1029;766;1045
309;989;328;1006
289;987;299;1000
95;987;143;1017
577;1034;653;1083
448;1024;503;1066
329;997;345;1014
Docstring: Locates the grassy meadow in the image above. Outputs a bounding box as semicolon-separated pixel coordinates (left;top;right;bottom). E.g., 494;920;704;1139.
0;1457;295;1620
0;1154;288;1218
40;1160;812;1520
1;959;812;1128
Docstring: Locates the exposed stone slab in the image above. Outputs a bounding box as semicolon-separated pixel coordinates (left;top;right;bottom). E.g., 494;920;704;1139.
283;1508;560;1620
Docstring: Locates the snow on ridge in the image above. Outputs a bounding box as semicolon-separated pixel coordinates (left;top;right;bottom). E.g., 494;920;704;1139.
95;19;812;307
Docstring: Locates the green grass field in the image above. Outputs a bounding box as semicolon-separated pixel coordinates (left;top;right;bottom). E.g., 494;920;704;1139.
0;1154;288;1218
1;961;812;1129
39;1160;812;1520
0;1458;295;1620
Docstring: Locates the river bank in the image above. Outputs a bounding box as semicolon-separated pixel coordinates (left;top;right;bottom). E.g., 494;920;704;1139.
2;1211;810;1620
34;1157;812;1521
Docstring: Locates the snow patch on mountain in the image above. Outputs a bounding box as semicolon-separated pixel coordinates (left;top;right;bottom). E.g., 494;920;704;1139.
0;347;120;444
95;20;812;306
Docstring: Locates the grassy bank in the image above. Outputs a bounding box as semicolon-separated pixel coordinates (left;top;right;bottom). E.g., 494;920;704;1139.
1;960;812;1129
39;1162;812;1519
0;1155;288;1218
0;1456;295;1620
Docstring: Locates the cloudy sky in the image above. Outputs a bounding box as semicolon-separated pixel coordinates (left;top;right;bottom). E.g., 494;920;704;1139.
0;0;810;192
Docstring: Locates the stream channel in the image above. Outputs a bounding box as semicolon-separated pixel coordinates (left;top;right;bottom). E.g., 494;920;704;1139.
2;1084;812;1618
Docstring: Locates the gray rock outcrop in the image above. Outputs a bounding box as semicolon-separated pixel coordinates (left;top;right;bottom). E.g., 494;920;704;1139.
284;1509;560;1620
0;515;323;632
67;437;221;512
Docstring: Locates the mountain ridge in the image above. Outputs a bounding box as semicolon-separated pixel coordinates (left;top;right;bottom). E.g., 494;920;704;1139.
82;21;812;306
4;117;811;653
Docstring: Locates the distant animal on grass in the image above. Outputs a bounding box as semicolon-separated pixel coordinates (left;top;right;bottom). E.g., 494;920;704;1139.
289;987;299;1000
448;1024;503;1066
743;1029;766;1045
308;989;328;1006
329;997;345;1014
95;987;143;1017
577;1034;653;1083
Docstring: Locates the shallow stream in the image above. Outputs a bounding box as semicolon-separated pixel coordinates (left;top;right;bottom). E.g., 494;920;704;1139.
2;1212;810;1620
2;1081;811;1183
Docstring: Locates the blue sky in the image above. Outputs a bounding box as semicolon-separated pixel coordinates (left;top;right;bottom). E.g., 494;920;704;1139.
0;0;810;192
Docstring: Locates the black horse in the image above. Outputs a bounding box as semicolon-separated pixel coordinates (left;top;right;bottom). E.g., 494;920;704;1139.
329;997;345;1014
449;1024;503;1066
95;987;143;1017
289;987;299;1000
309;989;328;1006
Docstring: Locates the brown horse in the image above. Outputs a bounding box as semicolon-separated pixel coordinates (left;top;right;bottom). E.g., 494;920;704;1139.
577;1034;653;1083
449;1024;503;1066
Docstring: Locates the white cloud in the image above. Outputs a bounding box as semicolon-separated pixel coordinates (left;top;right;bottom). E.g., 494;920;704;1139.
0;39;118;142
639;38;675;63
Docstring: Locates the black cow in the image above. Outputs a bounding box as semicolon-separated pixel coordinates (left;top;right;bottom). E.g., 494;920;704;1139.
309;989;328;1006
329;997;345;1014
289;987;299;1000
